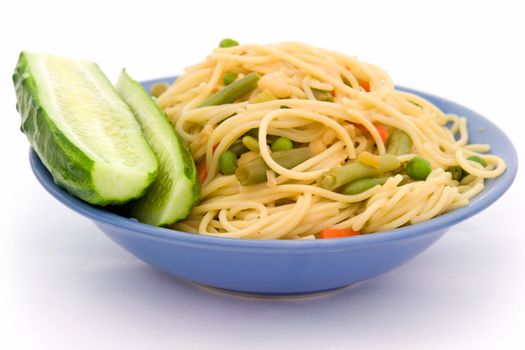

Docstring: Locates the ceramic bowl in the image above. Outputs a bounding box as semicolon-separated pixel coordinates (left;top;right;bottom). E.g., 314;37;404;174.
29;79;518;295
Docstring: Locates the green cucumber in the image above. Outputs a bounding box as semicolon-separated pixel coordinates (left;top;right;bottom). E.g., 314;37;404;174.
13;52;158;205
116;70;200;226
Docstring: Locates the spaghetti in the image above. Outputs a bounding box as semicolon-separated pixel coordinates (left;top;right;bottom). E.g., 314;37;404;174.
156;41;506;239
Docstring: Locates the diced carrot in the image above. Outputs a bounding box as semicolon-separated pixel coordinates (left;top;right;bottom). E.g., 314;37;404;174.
198;162;208;184
354;123;368;132
320;228;360;239
353;123;389;144
330;89;336;97
239;51;247;56
357;78;370;92
374;123;389;143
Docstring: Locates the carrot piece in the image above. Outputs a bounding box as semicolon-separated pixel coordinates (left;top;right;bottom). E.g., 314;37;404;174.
354;123;367;132
353;123;389;144
320;228;360;239
357;78;370;92
198;162;208;184
374;123;389;143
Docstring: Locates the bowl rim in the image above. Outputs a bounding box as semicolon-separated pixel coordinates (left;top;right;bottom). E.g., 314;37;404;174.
29;83;518;252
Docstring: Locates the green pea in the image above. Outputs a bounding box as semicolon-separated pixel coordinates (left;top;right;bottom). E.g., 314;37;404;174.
219;151;238;175
219;38;239;48
223;72;238;86
271;137;293;152
467;155;486;167
407;156;432;180
447;165;464;181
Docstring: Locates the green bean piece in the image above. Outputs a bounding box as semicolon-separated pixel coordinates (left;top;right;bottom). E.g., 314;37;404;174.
408;100;423;108
386;129;413;155
150;82;169;98
280;105;291;109
228;139;249;156
244;129;277;144
219;151;238;175
312;88;334;102
342;176;390;195
199;72;260;107
271;137;293;152
407;156;432;180
342;75;353;87
447;165;464;181
219;38;239;48
242;135;259;152
235;148;311;186
318;154;401;190
251;89;276;103
246;128;259;138
223;72;238;86
467;155;487;167
399;174;411;185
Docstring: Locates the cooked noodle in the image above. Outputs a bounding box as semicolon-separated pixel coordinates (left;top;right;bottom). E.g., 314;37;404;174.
156;41;506;239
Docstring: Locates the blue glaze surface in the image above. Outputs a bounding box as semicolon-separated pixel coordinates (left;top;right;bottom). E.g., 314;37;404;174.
29;78;518;295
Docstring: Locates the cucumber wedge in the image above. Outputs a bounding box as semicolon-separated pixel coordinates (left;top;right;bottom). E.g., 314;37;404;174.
115;70;200;226
13;52;158;205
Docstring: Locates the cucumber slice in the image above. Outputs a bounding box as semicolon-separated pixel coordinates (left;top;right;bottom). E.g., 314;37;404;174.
116;70;200;226
13;52;158;205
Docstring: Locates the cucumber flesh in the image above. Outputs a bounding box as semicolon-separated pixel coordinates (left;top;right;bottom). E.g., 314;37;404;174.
13;52;158;205
116;70;200;226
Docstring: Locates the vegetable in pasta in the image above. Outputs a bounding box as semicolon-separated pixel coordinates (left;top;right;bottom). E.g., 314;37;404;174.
156;40;506;239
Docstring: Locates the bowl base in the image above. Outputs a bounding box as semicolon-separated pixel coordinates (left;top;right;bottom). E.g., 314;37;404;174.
190;282;353;299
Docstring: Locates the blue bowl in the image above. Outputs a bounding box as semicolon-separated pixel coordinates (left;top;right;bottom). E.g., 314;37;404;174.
29;78;518;295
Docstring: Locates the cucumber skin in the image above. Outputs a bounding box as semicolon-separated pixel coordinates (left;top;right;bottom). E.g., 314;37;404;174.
116;70;200;225
13;52;154;205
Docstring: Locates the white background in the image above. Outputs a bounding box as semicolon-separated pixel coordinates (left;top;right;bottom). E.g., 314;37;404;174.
1;1;524;349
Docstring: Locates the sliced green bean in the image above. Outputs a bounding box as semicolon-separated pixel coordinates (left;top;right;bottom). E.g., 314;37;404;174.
311;88;334;102
245;128;277;144
318;154;401;190
386;129;413;155
342;174;410;195
408;100;422;108
342;75;353;87
251;89;276;103
235;148;311;186
199;72;260;107
341;176;390;195
228;139;249;156
447;165;464;181
242;135;259;152
246;128;259;138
